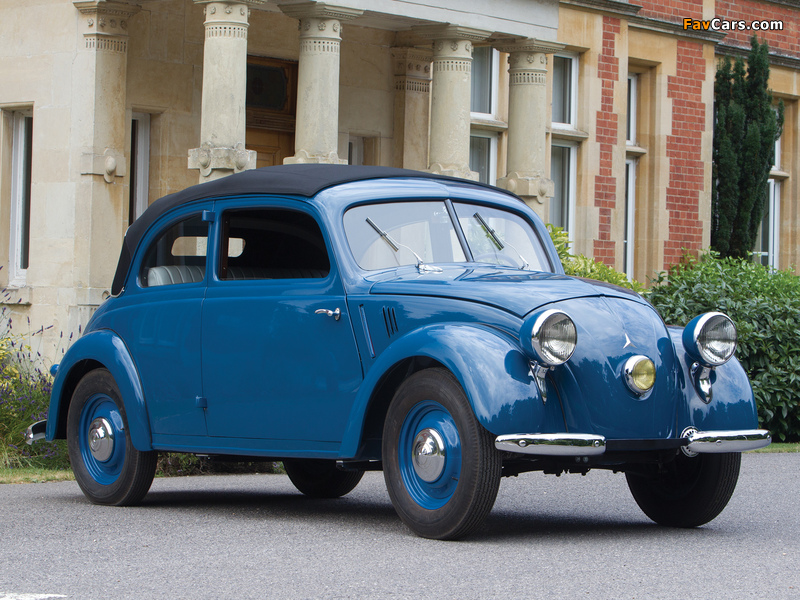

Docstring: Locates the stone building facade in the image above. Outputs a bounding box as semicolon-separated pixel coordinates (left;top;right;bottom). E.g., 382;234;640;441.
0;0;798;355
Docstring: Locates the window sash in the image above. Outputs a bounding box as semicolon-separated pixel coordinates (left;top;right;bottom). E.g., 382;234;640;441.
9;112;33;285
470;47;499;118
627;74;638;145
469;133;497;185
552;55;577;128
129;113;151;226
550;142;577;239
624;159;636;278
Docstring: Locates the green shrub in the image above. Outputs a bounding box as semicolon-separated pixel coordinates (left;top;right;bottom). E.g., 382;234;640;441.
0;316;70;470
547;225;647;294
648;251;800;442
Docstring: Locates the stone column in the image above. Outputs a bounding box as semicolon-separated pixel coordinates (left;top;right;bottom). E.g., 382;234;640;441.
188;0;260;181
279;2;363;164
495;39;564;206
414;25;491;181
391;47;432;171
72;0;140;305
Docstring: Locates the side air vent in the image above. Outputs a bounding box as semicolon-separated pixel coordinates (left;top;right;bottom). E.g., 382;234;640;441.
382;306;399;337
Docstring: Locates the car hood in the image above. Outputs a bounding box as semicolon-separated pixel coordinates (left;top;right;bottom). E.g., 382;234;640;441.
367;266;645;318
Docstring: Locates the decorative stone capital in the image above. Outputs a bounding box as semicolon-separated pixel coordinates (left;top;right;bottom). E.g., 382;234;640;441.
74;0;140;52
496;173;554;204
493;38;565;56
278;2;363;23
413;24;492;44
392;47;432;93
391;47;433;77
188;142;257;177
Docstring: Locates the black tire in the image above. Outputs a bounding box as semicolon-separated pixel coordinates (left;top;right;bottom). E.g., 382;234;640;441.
382;368;501;540
626;451;741;527
66;369;157;506
283;459;364;498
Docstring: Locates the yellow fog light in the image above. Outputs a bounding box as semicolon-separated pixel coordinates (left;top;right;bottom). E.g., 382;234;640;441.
624;356;656;395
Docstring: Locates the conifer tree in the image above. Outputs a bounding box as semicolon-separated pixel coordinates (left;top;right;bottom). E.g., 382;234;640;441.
712;36;783;258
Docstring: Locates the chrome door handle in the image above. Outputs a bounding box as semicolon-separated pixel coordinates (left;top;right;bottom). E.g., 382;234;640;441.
315;307;341;321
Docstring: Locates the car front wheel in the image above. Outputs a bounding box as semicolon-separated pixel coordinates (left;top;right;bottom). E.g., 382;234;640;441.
67;369;157;506
382;368;501;540
625;451;741;527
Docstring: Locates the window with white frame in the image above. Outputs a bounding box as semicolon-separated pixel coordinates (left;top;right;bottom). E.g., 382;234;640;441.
471;46;499;117
469;46;500;185
9;111;33;286
754;180;780;268
552;54;578;129
624;158;637;278
550;141;577;237
753;129;783;268
129;113;151;226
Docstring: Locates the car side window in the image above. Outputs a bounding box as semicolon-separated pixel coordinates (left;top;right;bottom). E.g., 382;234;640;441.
139;214;209;287
218;208;330;280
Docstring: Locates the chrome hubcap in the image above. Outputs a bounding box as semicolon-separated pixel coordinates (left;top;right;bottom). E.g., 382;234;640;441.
412;428;446;482
88;417;115;462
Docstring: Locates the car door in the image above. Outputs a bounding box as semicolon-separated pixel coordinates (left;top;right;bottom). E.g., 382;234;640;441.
201;201;364;448
104;210;210;439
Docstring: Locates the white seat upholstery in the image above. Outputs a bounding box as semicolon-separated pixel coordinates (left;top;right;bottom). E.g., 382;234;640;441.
147;265;205;286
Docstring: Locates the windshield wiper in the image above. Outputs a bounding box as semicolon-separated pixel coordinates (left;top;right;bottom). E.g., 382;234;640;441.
366;218;442;273
473;212;529;270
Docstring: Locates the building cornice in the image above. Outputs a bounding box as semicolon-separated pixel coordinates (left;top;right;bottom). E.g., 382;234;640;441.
560;0;727;44
716;43;800;71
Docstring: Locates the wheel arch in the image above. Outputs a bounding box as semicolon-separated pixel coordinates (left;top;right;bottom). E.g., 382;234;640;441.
340;324;544;458
47;330;153;451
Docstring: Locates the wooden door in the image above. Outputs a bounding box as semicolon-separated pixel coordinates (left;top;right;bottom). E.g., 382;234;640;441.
246;128;295;168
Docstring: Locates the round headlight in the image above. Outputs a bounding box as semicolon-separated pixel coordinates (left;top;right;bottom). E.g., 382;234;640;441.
682;312;737;367
624;355;656;395
523;309;577;366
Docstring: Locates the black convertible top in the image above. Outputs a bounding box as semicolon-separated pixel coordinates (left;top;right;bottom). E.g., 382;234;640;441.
111;164;516;295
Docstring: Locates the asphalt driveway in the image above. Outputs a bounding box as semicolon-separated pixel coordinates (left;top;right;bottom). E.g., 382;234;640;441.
1;453;797;600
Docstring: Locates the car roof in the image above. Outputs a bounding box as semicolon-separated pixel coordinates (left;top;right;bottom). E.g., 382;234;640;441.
111;165;520;295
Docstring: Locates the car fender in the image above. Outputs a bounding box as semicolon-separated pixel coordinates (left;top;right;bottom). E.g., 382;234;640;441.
668;327;759;432
46;329;153;451
340;323;553;457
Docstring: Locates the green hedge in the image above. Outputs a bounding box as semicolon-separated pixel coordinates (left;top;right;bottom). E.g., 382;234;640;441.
648;252;800;442
547;225;647;294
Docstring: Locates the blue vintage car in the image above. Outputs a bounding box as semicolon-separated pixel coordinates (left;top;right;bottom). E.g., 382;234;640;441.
27;165;770;539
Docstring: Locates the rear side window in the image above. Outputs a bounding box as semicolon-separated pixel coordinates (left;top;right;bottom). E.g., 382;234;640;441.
140;214;209;287
218;209;330;280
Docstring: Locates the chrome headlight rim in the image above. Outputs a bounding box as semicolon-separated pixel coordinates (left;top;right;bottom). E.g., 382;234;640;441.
683;312;738;368
521;309;578;367
623;355;656;396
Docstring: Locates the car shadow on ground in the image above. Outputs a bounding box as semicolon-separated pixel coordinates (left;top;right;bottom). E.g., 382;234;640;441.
42;476;724;542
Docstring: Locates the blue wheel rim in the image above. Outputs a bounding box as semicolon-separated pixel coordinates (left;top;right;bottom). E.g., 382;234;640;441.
398;400;461;510
78;393;126;485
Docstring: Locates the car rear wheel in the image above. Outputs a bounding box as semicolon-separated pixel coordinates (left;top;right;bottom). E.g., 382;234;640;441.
283;459;364;498
382;368;501;540
67;369;157;506
625;451;741;527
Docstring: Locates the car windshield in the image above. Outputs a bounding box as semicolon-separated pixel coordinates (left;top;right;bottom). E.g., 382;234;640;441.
343;200;552;272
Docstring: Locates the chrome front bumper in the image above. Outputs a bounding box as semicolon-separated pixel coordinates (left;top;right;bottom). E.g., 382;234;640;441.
495;429;771;456
24;420;47;445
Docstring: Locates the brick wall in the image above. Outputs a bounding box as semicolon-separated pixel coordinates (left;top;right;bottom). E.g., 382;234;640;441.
637;0;704;24
664;40;707;267
715;0;799;58
593;16;621;264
